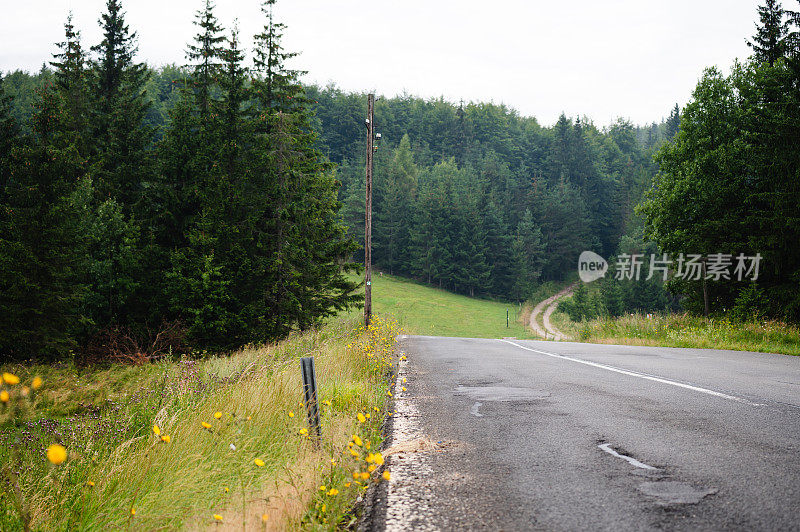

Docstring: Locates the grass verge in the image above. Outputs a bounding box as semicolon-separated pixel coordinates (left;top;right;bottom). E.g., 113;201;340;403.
574;313;800;356
0;316;400;530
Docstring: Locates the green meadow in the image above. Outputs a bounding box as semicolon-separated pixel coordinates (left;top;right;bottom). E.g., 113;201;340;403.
347;274;536;339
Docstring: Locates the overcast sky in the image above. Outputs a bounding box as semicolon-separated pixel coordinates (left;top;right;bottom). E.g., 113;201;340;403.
1;0;758;126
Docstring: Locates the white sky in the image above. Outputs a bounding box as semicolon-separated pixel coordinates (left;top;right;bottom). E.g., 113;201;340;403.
1;0;757;126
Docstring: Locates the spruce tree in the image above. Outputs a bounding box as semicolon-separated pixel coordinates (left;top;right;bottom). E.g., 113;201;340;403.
511;209;545;301
252;0;306;115
50;13;90;154
375;134;417;274
186;0;225;117
0;75;17;192
0;85;89;360
664;104;680;140
89;0;152;206
748;0;789;66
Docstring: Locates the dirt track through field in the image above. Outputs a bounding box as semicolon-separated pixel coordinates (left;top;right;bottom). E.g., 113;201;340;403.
529;284;575;340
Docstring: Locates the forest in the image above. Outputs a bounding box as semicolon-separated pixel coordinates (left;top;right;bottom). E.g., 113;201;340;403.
0;0;361;361
3;0;800;363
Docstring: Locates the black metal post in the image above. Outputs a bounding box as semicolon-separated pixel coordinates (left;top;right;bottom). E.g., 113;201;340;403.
300;356;321;447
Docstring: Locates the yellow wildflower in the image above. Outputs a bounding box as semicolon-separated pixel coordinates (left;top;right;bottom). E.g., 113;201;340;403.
402;378;407;383
0;390;9;403
327;488;339;496
402;387;407;392
353;435;362;447
374;453;384;465
31;376;42;390
319;485;326;491
130;508;136;516
86;480;95;487
382;470;391;481
330;458;336;465
368;464;376;473
2;373;19;385
224;487;230;493
152;425;160;436
262;513;269;522
387;391;392;397
352;471;360;480
299;428;308;436
213;514;223;521
357;412;366;423
254;458;265;467
321;503;326;513
365;441;371;449
344;482;351;487
359;472;370;481
366;453;374;463
47;444;67;465
160;435;171;443
202;421;212;429
288;411;295;418
214;411;222;419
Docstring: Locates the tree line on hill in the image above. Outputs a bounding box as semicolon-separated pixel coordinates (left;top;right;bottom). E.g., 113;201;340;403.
307;88;678;302
0;0;360;361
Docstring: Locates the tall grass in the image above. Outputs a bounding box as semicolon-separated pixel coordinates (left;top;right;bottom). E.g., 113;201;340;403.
0;316;401;530
579;313;800;356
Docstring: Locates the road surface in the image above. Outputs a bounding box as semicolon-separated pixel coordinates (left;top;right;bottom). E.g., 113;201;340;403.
361;337;800;531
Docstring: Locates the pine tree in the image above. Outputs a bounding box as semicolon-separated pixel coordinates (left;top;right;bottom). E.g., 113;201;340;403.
511;209;545;301
186;0;225;117
217;24;248;178
748;0;789;66
252;0;306;115
482;200;513;296
86;0;154;330
0;75;17;192
89;0;152;206
375;134;417;274
664;104;680;140
0;85;90;359
50;13;90;154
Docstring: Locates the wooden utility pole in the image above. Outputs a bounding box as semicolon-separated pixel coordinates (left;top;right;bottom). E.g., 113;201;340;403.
364;94;374;327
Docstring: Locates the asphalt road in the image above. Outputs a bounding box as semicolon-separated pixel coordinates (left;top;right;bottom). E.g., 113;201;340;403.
363;337;800;531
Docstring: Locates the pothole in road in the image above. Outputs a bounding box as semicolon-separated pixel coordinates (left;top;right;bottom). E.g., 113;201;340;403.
598;442;659;470
638;481;717;505
597;441;717;506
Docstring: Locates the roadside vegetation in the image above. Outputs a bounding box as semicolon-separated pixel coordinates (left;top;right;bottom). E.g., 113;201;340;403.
0;316;400;530
573;313;800;357
550;281;800;355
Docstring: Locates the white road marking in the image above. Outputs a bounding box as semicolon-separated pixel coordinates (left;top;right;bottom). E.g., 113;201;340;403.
501;340;763;406
598;443;658;470
470;402;483;417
